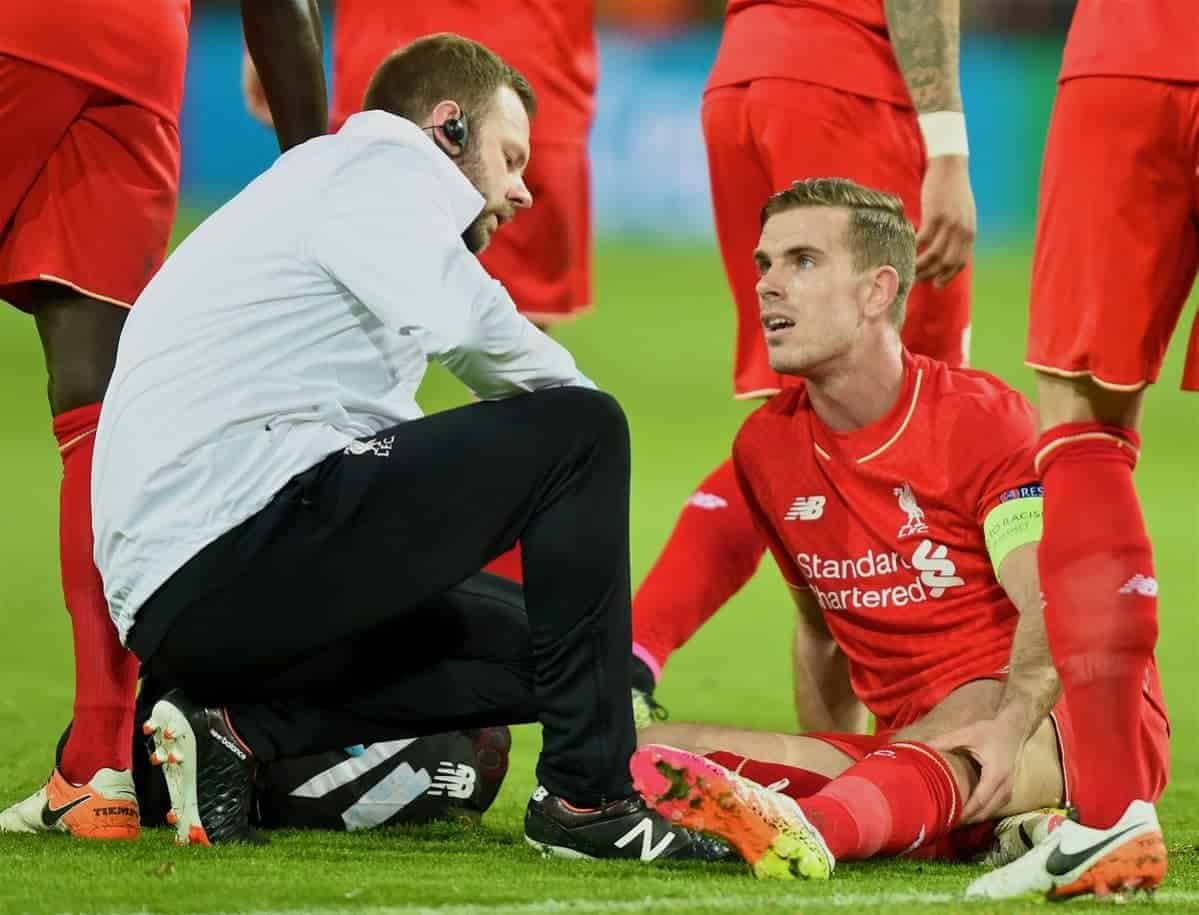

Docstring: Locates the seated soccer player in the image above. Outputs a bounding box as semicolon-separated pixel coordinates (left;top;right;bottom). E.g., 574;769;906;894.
629;178;1169;899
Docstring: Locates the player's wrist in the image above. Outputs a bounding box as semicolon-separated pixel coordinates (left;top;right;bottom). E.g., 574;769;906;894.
918;111;969;159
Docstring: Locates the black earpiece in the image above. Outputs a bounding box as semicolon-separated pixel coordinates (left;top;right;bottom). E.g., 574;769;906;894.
441;116;468;147
422;114;469;158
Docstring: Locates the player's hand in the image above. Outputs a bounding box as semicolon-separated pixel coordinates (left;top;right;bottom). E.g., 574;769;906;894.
242;51;275;128
915;156;976;289
929;712;1025;823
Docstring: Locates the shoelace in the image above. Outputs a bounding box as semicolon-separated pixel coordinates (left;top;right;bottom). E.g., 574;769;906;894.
631;688;669;729
721;764;804;831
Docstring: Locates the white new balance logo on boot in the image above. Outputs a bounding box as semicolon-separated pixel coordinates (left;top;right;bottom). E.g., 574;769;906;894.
613;817;675;861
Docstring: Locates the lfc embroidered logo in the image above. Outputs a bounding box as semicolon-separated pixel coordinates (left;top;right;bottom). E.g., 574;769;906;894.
893;482;929;538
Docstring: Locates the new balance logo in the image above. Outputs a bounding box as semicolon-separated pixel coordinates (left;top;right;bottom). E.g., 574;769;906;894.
687;491;729;511
211;729;248;761
785;496;826;521
1119;574;1158;598
427;763;476;799
345;435;395;458
613;817;675;861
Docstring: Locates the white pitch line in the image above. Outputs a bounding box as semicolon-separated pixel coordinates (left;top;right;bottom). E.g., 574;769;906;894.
141;889;1199;915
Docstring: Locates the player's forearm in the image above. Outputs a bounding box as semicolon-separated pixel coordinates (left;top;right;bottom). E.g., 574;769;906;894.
998;601;1060;740
995;546;1060;740
241;0;329;151
883;0;963;113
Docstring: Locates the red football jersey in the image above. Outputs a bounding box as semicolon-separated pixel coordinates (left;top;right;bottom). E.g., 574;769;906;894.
733;352;1041;731
706;0;909;107
0;1;190;124
1061;0;1199;84
331;0;597;139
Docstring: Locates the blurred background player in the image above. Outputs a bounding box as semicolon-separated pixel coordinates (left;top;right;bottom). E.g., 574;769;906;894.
0;0;327;840
967;0;1194;898
245;0;597;582
630;0;978;709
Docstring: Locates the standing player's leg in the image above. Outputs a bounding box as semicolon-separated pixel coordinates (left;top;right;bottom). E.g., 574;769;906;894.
477;138;593;585
1026;77;1188;829
966;77;1190;901
0;71;180;839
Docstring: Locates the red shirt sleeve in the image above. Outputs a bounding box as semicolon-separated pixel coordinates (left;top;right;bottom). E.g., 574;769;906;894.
960;387;1042;526
732;421;808;590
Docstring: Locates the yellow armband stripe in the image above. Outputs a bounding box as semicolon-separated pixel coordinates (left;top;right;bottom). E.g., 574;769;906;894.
983;497;1043;574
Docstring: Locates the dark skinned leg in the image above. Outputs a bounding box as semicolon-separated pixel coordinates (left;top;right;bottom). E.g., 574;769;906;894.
28;281;139;782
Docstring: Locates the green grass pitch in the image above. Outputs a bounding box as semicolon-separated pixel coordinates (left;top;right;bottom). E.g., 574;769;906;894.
0;220;1196;913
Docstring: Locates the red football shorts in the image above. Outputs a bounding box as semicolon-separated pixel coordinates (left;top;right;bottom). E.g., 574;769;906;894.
702;79;972;398
0;55;180;311
479;139;592;325
1028;76;1199;392
804;731;892;762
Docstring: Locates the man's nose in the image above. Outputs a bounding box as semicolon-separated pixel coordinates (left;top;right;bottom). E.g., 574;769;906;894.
510;178;532;209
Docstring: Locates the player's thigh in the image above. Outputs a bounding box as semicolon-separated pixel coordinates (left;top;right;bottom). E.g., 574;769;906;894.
638;722;858;777
893;679;1003;742
994;714;1066;818
1035;373;1146;432
702;85;780;397
1029;77;1199;404
478;140;591;324
897;679;1065;818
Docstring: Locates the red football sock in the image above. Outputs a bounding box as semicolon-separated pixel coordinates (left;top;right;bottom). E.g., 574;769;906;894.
907;820;997;861
484;543;523;584
797;742;962;860
54;403;139;784
1037;422;1159;828
631;458;765;678
705;751;832;800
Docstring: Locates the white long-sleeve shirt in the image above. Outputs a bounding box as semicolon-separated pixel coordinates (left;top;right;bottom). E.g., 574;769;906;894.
93;111;593;643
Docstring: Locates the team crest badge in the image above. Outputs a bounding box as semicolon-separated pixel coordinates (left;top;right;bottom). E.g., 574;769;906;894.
893;481;929;538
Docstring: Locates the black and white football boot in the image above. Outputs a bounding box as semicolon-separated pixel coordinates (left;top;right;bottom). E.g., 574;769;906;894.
525;786;734;862
143;689;262;845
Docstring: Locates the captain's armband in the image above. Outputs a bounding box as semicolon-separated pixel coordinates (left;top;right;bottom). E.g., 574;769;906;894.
983;493;1044;575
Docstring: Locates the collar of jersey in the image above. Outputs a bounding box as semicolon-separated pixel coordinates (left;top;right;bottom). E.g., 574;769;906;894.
338;110;486;234
808;349;923;465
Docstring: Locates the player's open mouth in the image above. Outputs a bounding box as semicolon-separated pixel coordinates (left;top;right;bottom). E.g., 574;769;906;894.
762;315;796;334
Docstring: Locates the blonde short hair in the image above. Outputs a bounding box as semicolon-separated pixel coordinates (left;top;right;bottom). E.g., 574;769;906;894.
761;178;916;326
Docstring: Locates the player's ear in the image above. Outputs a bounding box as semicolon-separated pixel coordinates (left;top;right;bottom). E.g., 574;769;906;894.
864;265;900;321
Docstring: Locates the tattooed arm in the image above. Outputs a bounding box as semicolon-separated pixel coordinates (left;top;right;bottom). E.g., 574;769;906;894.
883;0;963;113
884;0;975;288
